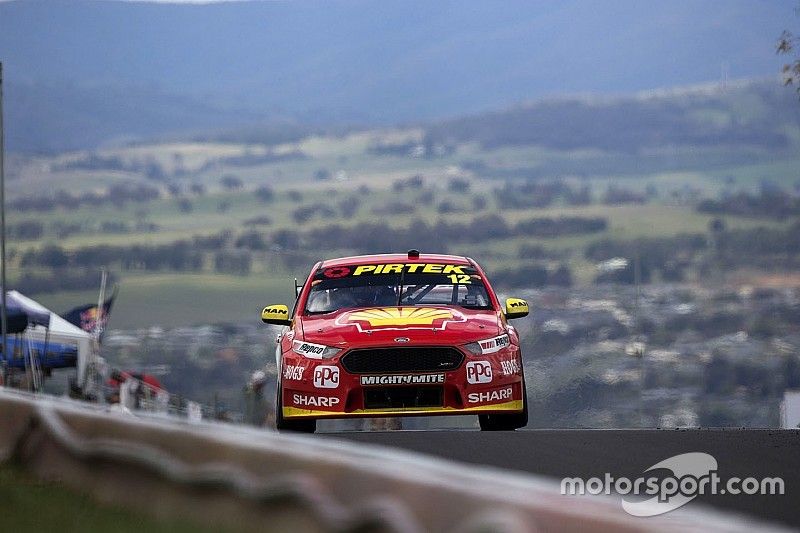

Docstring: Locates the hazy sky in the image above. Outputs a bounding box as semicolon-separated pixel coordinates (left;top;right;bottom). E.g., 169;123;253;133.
1;0;796;151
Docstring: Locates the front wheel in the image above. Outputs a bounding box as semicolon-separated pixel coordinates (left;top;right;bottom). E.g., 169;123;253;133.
275;383;316;433
479;378;528;431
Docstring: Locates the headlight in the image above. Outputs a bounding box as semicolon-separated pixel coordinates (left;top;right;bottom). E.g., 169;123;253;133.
292;340;342;359
463;333;510;356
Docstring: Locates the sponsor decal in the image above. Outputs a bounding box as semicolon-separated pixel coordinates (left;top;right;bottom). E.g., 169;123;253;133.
500;359;521;376
339;307;465;331
508;299;527;308
394;337;410;343
323;266;351;278
351;263;467;276
292;393;341;408
360;373;445;386
477;334;510;354
293;340;326;358
466;360;493;384
313;365;340;388
283;365;305;381
467;386;513;404
264;306;288;315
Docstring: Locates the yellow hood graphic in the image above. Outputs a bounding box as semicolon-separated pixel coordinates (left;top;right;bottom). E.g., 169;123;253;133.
344;307;455;328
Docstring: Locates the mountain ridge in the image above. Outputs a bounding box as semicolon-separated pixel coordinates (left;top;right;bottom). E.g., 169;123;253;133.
0;0;794;152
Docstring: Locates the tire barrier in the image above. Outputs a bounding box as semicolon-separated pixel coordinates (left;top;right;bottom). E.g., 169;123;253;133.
0;388;782;532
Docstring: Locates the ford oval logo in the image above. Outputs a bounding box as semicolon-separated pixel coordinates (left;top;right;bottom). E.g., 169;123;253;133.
394;337;410;343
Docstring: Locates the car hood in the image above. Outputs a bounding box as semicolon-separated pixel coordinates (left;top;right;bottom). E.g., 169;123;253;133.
298;306;502;348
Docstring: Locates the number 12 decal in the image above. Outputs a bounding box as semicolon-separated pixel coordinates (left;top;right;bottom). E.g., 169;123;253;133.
448;274;472;284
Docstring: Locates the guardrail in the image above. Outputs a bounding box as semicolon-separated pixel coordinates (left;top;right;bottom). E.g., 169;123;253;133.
0;388;781;532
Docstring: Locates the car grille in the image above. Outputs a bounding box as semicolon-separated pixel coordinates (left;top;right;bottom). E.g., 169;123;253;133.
341;347;464;374
363;386;444;409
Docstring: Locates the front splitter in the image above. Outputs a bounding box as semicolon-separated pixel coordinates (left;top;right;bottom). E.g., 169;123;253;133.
283;399;524;419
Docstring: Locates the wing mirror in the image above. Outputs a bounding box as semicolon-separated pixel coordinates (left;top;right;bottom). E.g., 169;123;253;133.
504;298;529;319
261;304;291;326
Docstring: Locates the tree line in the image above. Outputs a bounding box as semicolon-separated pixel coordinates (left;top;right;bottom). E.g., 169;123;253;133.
698;187;800;220
10;183;160;213
15;216;800;294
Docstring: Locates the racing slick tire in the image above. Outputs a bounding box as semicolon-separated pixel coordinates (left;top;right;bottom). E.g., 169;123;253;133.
275;383;316;433
478;376;528;431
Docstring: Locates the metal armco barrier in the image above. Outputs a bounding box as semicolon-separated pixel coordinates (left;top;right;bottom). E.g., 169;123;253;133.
0;388;783;532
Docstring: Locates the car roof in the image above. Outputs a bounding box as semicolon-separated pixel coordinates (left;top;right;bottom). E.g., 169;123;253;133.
320;253;472;268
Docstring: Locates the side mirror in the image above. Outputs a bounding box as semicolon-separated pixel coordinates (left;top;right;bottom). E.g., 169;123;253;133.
504;298;529;319
261;304;291;326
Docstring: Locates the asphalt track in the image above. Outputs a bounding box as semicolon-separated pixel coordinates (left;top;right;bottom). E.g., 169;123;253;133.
329;429;800;528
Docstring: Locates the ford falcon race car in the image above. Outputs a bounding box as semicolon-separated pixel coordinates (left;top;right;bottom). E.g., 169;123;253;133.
261;250;530;433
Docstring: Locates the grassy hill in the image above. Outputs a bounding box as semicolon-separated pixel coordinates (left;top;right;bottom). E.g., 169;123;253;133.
427;82;800;153
4;81;800;328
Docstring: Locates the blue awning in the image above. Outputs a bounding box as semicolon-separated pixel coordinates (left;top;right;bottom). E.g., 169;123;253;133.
2;290;51;332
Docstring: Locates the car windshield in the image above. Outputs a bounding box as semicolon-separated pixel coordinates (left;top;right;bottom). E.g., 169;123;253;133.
304;262;493;314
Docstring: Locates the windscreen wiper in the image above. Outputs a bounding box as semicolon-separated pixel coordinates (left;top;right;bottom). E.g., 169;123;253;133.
402;284;434;304
396;269;405;306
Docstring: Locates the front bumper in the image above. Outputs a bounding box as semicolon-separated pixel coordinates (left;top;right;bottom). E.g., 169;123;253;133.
279;345;525;419
282;399;524;419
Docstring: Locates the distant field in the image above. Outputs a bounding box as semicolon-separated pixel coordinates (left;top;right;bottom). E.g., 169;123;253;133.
8;168;792;253
7;106;800;329
36;273;296;329
22;198;790;331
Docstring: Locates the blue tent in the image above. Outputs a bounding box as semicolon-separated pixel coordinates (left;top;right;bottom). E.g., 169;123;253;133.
3;290;50;333
2;291;83;372
1;336;78;369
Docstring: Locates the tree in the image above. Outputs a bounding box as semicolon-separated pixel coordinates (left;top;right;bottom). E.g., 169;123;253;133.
314;169;331;181
144;159;166;181
708;217;727;234
235;231;267;250
549;264;573;287
448;177;470;193
177;198;193;213
255;185;275;203
292;207;314;224
38;245;69;268
167;183;182;197
436;200;457;214
220;174;243;191
337;196;361;217
778;5;800;97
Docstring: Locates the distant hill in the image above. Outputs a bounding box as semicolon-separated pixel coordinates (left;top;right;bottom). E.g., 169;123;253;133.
4;79;286;153
0;0;794;152
426;81;800;154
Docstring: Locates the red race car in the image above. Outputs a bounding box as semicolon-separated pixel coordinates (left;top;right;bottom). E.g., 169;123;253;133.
261;250;530;432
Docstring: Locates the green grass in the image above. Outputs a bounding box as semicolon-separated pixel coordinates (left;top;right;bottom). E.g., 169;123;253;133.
34;273;297;329
13;199;795;331
7;129;800;329
7;131;799;253
8;189;794;325
0;464;223;533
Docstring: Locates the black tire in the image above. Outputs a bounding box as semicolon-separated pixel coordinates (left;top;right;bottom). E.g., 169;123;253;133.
479;377;528;431
275;383;316;433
